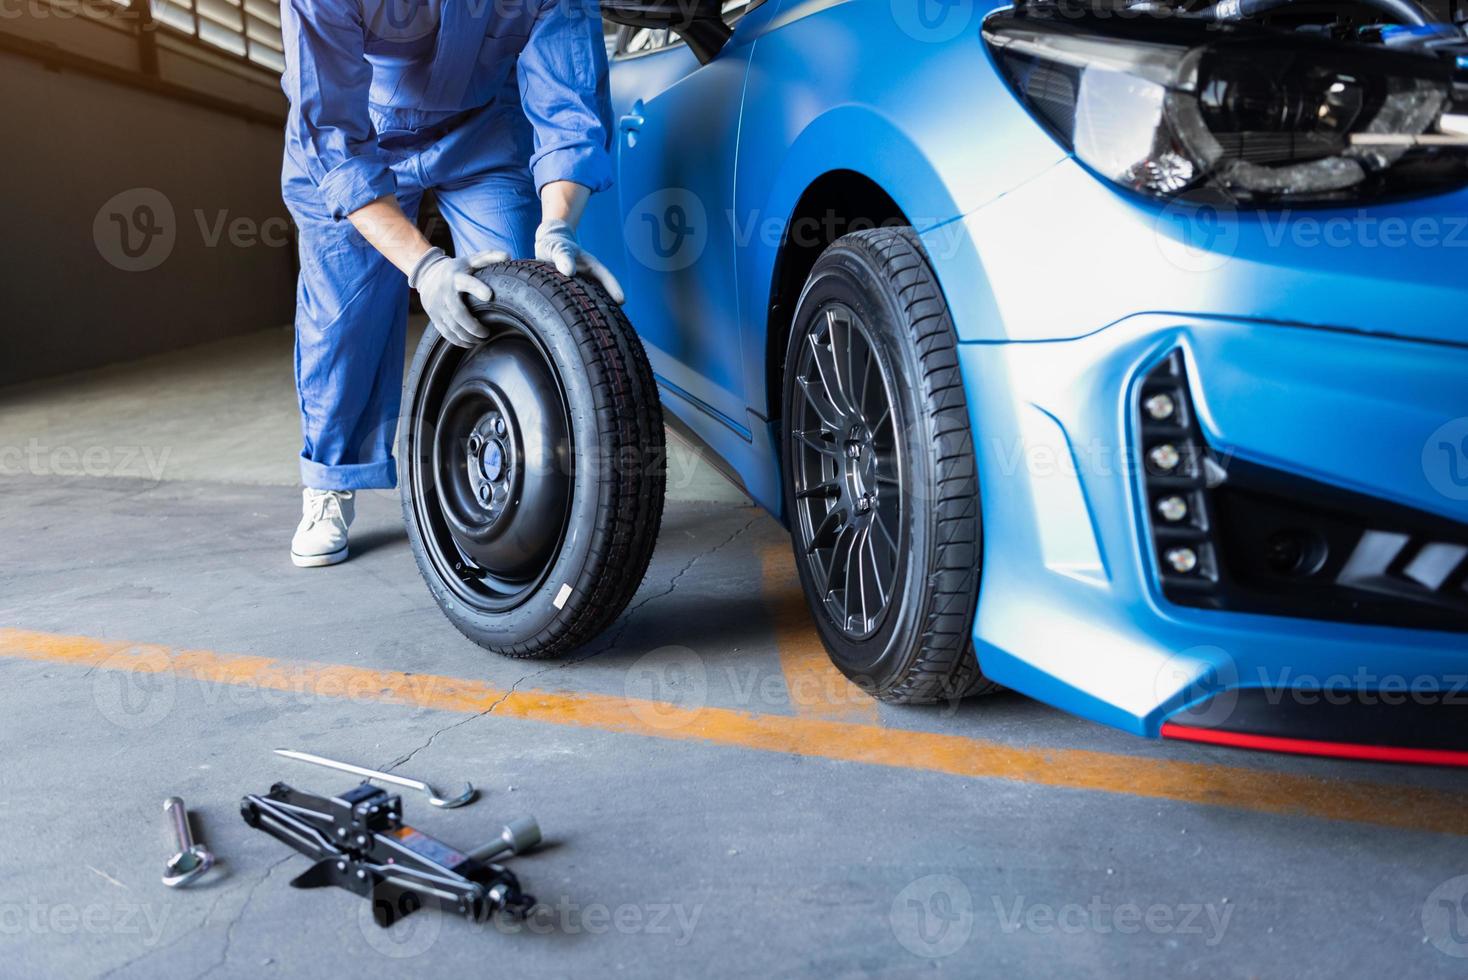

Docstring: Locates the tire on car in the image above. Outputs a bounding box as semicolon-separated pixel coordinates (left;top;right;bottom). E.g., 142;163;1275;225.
781;227;997;703
400;261;665;658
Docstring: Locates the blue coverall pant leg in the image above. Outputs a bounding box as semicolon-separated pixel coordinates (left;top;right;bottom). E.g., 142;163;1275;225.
284;103;538;492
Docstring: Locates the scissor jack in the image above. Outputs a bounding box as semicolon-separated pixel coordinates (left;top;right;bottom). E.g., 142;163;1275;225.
241;782;535;927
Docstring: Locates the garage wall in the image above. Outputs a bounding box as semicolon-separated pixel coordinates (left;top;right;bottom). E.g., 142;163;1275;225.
0;9;294;387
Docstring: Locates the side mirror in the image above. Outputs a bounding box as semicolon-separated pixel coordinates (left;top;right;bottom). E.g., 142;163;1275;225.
600;0;733;63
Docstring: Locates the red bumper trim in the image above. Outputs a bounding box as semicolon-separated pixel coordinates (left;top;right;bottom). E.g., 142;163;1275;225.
1160;722;1468;768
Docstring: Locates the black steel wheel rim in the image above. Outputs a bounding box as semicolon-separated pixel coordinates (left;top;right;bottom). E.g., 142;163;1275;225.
410;315;574;613
790;302;904;640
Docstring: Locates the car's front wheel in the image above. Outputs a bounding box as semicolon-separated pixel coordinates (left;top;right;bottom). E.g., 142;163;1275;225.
781;228;996;703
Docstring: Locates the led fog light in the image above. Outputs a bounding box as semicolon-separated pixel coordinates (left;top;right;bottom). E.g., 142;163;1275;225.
1166;547;1200;573
1158;495;1190;522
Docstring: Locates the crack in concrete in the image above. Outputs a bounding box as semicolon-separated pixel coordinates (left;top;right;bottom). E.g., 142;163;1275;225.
545;512;762;673
197;854;294;979
95;888;226;980
381;509;760;775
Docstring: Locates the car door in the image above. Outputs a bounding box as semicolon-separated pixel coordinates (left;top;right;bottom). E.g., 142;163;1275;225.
600;3;773;441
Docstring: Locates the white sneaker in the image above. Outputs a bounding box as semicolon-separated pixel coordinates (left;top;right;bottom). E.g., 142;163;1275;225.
291;488;355;567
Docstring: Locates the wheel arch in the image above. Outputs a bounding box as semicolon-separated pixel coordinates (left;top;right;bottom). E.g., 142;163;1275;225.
741;103;972;426
763;169;911;429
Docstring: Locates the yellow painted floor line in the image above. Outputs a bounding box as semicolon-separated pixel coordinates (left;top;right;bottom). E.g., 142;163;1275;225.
4;626;1467;837
761;543;881;724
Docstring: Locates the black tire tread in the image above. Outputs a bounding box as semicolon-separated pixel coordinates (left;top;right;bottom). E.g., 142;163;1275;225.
406;261;665;660
815;229;998;702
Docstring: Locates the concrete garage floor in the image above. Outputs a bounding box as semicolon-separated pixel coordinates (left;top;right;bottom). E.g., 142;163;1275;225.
1;327;1466;978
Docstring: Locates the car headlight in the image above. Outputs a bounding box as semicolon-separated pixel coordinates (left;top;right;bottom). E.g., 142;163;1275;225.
983;6;1468;204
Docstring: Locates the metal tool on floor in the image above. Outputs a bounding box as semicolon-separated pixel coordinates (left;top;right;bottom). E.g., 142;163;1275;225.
467;816;541;863
240;781;534;927
161;796;215;888
273;748;477;808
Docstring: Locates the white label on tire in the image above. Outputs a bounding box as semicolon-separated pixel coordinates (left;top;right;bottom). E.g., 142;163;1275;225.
553;584;573;609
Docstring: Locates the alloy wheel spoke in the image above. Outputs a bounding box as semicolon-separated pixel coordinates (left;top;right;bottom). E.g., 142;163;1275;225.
810;322;856;418
793;426;840;459
821;522;850;593
875;504;899;549
807;504;848;554
796;377;843;432
858;341;876;420
872;403;893;438
862;528;888;609
795;480;841;500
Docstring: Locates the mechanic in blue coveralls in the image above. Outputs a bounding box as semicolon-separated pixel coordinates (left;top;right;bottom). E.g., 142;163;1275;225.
281;0;624;567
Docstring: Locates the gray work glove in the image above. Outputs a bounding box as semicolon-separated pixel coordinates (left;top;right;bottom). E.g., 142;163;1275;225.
535;218;626;305
409;246;508;347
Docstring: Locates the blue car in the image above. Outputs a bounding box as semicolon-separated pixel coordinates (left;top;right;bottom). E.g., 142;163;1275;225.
444;0;1468;764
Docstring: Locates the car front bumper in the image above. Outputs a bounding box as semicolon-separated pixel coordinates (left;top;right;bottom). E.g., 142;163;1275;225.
929;264;1468;749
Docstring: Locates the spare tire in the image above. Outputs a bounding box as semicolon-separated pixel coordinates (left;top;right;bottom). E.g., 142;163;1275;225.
400;261;665;658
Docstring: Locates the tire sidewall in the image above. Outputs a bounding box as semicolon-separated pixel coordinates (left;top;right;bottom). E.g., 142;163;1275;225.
399;269;608;647
781;244;940;691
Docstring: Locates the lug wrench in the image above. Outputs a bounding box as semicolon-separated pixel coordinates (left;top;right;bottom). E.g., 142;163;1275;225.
161;797;215;888
273;748;477;808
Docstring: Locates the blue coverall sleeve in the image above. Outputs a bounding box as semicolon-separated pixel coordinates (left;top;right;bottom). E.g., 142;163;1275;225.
282;0;395;220
516;0;615;195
